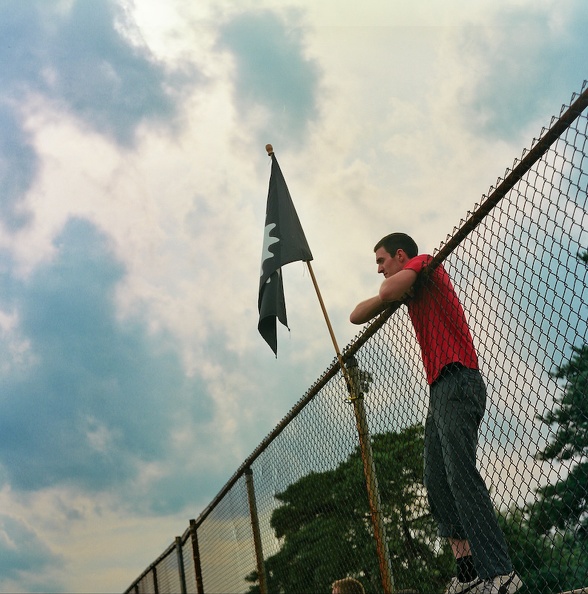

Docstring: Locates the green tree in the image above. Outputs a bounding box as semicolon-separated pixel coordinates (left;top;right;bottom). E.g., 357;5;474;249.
532;343;588;536
520;250;588;590
498;506;587;594
246;425;453;594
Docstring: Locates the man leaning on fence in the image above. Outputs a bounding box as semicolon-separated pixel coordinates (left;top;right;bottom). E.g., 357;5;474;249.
350;233;522;594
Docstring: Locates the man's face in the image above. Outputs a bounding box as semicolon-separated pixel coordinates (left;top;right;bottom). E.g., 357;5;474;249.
375;247;404;278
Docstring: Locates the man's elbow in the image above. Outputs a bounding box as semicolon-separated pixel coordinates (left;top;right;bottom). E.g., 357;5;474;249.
378;286;396;303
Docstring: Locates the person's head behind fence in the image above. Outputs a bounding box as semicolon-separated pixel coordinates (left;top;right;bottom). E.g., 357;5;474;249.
374;232;418;259
331;577;365;594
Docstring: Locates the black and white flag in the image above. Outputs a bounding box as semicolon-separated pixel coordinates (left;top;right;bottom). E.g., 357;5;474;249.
258;152;313;355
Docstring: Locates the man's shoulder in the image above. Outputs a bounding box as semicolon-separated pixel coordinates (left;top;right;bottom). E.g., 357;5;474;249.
404;254;433;271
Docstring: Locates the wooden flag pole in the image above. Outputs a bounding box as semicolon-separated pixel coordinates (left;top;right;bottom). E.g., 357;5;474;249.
306;260;395;594
305;260;354;392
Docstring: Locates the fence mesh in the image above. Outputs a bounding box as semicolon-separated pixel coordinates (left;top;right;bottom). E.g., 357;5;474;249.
125;82;588;594
155;547;182;594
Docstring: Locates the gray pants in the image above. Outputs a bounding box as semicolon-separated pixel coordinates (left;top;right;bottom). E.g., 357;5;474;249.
423;365;513;579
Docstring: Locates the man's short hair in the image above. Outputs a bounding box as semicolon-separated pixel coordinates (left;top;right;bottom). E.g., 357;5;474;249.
331;577;366;594
374;233;418;259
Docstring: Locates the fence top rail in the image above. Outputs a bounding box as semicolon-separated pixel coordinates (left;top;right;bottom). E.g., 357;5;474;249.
123;535;182;592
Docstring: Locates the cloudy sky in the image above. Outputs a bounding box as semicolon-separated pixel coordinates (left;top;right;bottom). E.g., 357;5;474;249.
0;0;586;591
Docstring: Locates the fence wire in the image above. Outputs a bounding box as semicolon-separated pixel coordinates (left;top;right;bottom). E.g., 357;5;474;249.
125;82;588;594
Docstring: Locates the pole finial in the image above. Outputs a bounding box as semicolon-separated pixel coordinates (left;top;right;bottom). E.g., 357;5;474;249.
265;144;274;156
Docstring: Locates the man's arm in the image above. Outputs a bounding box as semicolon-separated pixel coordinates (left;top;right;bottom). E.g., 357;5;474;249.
350;269;418;325
378;269;417;301
349;295;388;325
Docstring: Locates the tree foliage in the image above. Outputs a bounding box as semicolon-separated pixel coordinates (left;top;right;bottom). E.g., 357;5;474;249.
499;506;588;594
531;252;588;540
514;250;588;591
246;425;453;594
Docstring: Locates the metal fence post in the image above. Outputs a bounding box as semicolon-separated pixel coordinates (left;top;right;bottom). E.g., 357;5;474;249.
175;536;187;594
346;355;395;594
189;519;205;594
245;467;268;594
151;563;159;594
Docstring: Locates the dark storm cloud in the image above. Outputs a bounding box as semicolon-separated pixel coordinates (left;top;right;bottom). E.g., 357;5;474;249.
0;218;212;493
46;0;187;145
0;105;37;228
217;10;321;146
0;0;199;228
0;514;64;591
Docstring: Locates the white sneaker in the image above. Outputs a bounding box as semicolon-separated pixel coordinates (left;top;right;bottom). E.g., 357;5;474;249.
444;576;484;593
478;572;523;594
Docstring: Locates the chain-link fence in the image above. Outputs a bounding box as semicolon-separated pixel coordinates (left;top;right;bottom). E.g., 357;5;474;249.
125;82;588;594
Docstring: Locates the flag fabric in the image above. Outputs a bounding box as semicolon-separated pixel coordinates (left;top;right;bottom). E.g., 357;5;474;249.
258;152;313;355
